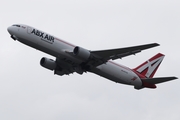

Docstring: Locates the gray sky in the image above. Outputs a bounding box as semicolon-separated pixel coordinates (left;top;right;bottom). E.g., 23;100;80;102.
0;0;180;120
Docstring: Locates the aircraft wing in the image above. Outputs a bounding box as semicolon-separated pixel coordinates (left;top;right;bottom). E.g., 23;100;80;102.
91;43;159;61
63;43;160;73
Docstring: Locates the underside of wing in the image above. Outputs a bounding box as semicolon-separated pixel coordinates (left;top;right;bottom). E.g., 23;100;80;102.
57;43;160;73
91;43;159;61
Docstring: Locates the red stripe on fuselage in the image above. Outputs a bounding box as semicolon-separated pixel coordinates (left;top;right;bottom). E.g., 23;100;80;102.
54;37;76;47
108;61;131;71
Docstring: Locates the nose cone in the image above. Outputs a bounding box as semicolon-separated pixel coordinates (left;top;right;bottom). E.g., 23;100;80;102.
7;26;13;35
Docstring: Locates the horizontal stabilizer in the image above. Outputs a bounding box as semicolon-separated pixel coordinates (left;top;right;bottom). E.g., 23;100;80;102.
142;77;178;84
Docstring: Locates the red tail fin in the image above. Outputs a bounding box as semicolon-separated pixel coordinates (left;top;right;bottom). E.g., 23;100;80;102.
133;53;165;78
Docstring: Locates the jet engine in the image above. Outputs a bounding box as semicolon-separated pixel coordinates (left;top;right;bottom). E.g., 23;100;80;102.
40;57;56;71
73;46;91;61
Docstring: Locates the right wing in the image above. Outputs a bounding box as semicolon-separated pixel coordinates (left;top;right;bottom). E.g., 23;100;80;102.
91;43;159;60
90;43;159;67
56;43;160;75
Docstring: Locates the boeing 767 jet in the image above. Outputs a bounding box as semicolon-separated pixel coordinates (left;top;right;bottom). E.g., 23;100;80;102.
7;24;178;89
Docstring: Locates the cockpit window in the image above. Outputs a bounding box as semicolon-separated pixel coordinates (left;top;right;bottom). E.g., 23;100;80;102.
12;24;20;27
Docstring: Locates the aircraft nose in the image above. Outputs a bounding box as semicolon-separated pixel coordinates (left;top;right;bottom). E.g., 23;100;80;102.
7;26;13;34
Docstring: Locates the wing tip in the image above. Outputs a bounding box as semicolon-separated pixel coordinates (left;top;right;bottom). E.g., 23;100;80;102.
143;43;160;49
153;43;160;46
173;77;178;80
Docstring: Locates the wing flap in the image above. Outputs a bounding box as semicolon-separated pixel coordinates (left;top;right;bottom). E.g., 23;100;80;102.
110;49;141;60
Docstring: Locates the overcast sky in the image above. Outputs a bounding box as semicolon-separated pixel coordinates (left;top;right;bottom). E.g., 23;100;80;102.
0;0;180;120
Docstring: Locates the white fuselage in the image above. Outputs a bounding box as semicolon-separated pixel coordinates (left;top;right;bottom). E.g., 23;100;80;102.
7;24;142;88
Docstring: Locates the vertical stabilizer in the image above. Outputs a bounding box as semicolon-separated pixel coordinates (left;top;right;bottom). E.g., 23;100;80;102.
133;53;165;78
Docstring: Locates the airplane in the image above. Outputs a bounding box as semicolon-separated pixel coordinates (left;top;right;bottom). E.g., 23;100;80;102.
7;24;178;90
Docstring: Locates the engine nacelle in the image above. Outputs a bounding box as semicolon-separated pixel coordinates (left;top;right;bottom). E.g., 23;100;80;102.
40;57;56;71
73;46;91;61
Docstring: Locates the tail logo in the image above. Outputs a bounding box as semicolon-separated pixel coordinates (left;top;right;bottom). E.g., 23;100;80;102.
136;55;164;78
